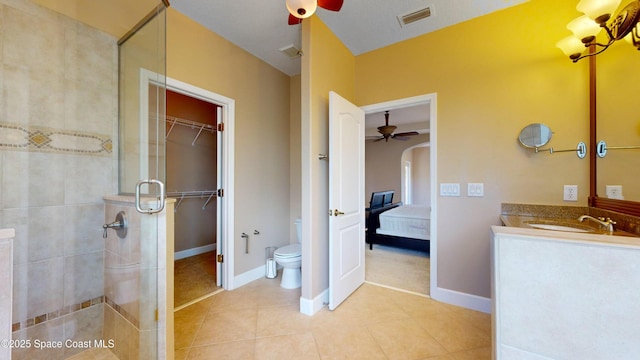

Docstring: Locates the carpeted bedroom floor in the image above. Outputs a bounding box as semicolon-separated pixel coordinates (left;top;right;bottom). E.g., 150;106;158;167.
365;244;430;295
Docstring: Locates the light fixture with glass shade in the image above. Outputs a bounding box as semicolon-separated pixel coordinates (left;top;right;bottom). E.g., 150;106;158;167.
286;0;318;20
285;0;344;25
557;0;640;62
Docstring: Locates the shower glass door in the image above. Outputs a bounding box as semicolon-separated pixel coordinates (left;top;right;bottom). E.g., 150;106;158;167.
116;2;167;358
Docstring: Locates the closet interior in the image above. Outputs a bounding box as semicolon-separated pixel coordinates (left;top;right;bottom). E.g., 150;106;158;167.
166;89;220;307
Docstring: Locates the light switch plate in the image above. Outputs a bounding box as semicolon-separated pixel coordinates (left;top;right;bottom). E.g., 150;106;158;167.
467;183;484;197
440;183;460;197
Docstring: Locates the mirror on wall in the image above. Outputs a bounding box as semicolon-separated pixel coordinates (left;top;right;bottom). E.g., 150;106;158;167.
518;124;587;158
518;123;553;149
594;41;640;203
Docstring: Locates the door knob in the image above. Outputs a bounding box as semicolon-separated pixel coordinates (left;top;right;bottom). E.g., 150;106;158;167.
334;209;345;216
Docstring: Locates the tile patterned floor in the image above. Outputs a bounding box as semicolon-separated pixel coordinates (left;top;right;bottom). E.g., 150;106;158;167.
174;251;220;307
174;276;492;359
67;348;118;360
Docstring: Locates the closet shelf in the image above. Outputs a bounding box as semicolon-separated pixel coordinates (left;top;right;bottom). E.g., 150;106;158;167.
167;190;216;211
165;115;217;146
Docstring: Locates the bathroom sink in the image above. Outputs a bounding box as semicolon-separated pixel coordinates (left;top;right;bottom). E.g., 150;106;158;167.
521;219;597;233
526;223;591;233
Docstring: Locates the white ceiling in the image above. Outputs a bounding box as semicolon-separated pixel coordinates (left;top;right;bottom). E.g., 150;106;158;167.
171;0;528;77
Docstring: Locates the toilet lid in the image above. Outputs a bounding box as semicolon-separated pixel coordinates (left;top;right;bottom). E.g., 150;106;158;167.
274;244;301;258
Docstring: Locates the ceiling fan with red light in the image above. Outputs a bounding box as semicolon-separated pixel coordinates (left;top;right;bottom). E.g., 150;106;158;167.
286;0;344;25
367;111;420;142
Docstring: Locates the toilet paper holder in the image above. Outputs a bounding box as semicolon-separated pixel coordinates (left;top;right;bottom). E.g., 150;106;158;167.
265;246;277;279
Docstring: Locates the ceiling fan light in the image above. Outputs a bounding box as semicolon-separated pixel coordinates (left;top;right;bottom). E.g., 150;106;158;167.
577;0;621;23
286;0;318;19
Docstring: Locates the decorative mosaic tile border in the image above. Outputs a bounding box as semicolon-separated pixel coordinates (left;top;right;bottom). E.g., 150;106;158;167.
11;295;142;333
12;296;104;333
105;296;140;329
0;122;112;156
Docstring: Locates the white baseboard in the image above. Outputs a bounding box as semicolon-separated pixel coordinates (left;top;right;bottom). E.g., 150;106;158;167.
430;286;492;313
233;264;267;289
174;244;215;261
300;288;328;316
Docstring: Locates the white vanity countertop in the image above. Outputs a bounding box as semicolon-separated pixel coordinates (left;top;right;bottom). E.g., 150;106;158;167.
492;225;640;249
0;228;15;240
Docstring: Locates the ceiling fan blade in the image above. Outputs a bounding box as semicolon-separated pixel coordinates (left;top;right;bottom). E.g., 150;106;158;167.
288;14;303;25
318;0;343;11
394;131;420;137
392;135;411;141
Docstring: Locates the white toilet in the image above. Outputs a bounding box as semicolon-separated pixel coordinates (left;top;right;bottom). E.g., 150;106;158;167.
273;218;302;289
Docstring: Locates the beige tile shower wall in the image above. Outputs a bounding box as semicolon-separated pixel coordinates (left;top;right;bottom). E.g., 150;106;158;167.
0;0;118;358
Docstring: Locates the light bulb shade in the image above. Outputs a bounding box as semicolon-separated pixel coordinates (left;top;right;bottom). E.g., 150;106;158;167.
567;15;602;41
557;35;586;57
286;0;318;19
577;0;621;22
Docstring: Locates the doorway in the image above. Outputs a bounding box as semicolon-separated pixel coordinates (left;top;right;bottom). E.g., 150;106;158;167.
361;94;437;297
166;77;236;305
166;89;221;307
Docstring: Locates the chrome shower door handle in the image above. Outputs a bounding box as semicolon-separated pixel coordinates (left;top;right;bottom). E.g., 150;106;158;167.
135;179;166;214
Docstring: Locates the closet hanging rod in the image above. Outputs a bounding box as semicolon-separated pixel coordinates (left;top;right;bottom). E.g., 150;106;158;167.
167;190;217;212
164;115;216;141
167;190;216;198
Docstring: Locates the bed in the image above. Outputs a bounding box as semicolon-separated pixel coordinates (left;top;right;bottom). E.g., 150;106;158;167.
366;191;430;252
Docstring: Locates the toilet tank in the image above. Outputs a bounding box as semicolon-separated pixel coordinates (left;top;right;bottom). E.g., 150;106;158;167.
295;218;302;243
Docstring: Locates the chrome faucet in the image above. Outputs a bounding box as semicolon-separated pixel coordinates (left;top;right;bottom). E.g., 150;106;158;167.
578;215;616;233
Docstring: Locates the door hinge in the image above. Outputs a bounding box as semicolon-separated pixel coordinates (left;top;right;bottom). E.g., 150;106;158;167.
217;254;224;263
155;309;158;321
217;123;224;132
217;188;224;197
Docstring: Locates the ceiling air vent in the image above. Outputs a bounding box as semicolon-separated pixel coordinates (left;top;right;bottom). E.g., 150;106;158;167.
280;44;303;58
397;6;433;27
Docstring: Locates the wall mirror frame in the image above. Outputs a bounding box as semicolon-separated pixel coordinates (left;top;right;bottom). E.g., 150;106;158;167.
588;53;640;217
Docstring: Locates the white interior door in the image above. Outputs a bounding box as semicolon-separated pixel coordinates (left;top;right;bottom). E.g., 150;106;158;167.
328;91;366;310
216;106;223;286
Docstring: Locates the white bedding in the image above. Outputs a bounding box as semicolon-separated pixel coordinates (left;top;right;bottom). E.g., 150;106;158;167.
376;205;430;240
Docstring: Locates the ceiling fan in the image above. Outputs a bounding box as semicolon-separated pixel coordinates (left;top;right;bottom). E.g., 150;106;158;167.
368;111;420;142
287;0;344;25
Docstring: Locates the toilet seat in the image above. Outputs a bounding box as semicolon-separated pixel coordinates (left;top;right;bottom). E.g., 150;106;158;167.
274;244;301;258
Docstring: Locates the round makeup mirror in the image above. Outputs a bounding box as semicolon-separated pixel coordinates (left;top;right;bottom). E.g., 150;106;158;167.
518;123;553;148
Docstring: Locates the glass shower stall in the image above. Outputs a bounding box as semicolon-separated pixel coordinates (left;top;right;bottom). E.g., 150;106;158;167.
0;0;170;358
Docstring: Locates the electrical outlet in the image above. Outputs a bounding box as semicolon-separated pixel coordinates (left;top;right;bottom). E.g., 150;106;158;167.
563;185;578;201
606;185;624;200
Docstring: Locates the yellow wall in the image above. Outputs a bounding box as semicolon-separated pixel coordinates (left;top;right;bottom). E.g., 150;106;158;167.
355;0;591;298
301;17;355;300
167;9;292;276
